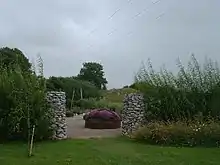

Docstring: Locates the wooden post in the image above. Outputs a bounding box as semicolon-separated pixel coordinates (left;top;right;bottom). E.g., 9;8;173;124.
80;88;83;99
70;89;75;110
29;125;35;157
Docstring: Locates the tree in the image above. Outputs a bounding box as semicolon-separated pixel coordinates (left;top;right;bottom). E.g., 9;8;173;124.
46;76;101;108
0;47;31;72
77;62;108;90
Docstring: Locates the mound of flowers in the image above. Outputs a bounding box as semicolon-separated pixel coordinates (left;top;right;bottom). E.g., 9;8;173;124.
83;108;121;129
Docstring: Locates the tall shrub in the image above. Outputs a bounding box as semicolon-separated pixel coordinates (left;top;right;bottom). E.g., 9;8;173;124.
0;56;53;141
135;55;220;121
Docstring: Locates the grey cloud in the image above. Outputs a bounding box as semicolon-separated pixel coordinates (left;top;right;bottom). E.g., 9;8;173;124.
0;0;220;88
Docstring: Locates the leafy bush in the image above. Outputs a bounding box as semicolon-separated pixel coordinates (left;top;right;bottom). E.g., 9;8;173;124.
46;76;101;108
0;47;32;73
0;56;53;141
74;99;97;109
83;109;121;121
70;106;83;114
135;55;220;121
133;120;220;147
75;98;123;113
66;111;74;117
94;99;123;112
66;106;83;117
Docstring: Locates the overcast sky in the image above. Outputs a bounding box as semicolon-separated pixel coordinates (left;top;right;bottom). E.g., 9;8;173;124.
0;0;219;88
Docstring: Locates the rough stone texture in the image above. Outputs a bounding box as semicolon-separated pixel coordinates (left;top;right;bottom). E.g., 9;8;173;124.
122;93;145;136
47;91;67;140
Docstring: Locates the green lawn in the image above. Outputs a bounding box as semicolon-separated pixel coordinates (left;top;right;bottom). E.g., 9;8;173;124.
0;137;220;165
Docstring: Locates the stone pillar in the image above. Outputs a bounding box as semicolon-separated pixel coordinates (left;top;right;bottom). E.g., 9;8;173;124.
122;93;145;136
47;91;67;140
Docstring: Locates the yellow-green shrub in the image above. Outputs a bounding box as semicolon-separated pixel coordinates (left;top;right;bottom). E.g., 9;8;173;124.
133;120;220;147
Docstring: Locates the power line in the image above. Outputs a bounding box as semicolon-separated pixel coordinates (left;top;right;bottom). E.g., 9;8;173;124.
84;0;166;52
132;0;162;20
152;0;162;4
88;0;163;38
126;12;166;37
87;0;133;36
155;12;165;20
108;9;121;20
103;0;164;39
107;28;117;36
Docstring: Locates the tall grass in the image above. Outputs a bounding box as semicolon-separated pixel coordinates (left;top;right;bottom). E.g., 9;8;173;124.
135;55;220;121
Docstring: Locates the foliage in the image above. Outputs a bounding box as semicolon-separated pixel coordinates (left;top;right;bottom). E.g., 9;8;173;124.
0;47;31;73
77;62;108;90
83;109;121;121
74;98;123;113
133;119;220;147
0;54;53;141
74;98;97;109
46;76;101;108
66;106;83;117
66;111;74;117
135;55;220;121
95;100;123;112
102;88;137;103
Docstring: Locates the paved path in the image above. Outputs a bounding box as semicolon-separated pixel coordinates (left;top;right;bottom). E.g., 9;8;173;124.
66;115;121;139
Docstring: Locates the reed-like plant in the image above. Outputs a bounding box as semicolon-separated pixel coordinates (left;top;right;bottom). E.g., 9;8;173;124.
135;55;220;121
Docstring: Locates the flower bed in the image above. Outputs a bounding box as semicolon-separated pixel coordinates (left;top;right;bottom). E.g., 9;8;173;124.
133;121;220;147
83;109;121;129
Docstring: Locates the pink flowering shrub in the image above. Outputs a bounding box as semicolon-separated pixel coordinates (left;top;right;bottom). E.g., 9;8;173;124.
83;109;121;121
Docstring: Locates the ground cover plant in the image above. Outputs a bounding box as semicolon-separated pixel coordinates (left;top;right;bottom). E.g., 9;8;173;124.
1;138;220;165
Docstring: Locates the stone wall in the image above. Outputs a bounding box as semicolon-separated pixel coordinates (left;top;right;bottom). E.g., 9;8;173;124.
47;91;67;140
122;93;145;136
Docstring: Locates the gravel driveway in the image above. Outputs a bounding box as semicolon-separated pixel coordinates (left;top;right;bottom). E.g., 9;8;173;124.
66;115;121;139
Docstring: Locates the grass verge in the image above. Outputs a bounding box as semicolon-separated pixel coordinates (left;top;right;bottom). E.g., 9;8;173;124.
0;137;220;165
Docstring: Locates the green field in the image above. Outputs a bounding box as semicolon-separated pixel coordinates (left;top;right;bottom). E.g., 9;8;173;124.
1;138;219;165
